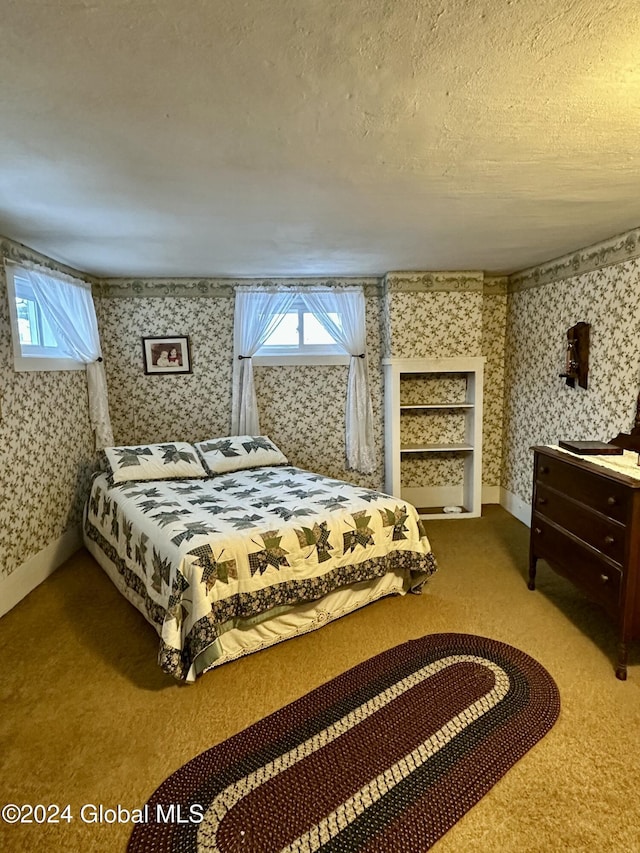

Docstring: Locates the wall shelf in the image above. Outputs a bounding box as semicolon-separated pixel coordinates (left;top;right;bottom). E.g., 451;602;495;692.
400;403;474;410
383;357;485;519
401;443;474;453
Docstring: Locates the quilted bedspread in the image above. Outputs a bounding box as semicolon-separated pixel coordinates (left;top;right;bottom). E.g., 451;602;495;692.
84;466;436;681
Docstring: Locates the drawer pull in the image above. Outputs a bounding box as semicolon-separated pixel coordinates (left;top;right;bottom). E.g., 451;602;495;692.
607;496;617;506
604;535;615;545
539;465;549;474
600;573;609;584
538;497;548;505
534;527;542;535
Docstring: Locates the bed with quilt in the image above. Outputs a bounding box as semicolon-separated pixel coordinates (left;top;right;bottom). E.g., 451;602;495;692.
83;435;437;682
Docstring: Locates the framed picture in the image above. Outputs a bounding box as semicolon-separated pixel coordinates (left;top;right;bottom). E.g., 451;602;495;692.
142;336;192;375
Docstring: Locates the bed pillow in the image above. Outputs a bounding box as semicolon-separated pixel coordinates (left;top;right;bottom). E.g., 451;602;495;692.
194;435;288;475
104;442;208;484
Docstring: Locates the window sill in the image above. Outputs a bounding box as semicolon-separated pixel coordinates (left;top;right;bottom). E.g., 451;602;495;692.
253;354;350;367
13;357;85;372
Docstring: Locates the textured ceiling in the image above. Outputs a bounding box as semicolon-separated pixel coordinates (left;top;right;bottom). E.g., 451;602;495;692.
1;0;639;278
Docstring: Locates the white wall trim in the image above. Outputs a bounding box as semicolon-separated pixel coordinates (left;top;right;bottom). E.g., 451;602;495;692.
0;525;82;618
401;485;465;509
499;487;532;527
482;485;500;504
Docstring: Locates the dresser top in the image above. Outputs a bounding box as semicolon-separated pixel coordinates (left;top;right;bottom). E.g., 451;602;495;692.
533;445;640;488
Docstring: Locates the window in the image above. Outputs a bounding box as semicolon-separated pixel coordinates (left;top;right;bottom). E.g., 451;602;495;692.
254;296;348;364
233;286;374;469
6;264;85;371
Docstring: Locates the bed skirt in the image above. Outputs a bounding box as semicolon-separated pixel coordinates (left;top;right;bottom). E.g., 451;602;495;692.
85;533;411;678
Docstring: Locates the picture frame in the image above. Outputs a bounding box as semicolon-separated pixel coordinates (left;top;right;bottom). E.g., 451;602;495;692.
142;336;192;375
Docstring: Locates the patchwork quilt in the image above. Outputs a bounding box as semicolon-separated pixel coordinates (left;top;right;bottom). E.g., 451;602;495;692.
84;466;437;681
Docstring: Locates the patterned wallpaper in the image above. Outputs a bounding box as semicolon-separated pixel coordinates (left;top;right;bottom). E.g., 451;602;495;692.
95;295;235;445
1;251;507;584
0;239;96;579
396;373;469;489
481;289;507;489
502;258;640;504
255;296;385;489
399;375;468;406
382;276;505;490
400;411;467;446
384;290;483;359
96;284;386;491
96;276;507;504
400;455;466;490
5;218;640;590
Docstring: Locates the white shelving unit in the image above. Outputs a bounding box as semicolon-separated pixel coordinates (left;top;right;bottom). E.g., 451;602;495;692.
383;357;485;519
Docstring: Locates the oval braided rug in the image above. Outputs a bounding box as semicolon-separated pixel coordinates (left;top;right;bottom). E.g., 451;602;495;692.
129;633;560;853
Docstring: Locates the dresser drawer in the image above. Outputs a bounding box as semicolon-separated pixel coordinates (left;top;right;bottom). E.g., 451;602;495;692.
534;483;625;565
531;516;622;617
535;456;629;522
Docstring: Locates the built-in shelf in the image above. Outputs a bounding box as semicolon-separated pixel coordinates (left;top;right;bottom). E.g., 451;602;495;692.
383;357;485;520
401;443;474;453
400;403;474;410
414;507;475;519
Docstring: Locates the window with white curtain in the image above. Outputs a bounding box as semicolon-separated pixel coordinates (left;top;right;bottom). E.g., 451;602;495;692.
232;285;376;472
6;264;84;371
254;295;349;365
4;260;114;448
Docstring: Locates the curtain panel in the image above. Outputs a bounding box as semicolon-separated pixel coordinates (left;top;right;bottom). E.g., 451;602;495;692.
22;265;114;449
231;288;298;434
299;288;376;474
231;285;376;474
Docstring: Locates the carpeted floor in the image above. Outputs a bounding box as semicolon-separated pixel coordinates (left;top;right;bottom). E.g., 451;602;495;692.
1;505;639;852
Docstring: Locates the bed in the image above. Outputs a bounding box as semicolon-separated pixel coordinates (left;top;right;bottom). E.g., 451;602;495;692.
83;437;437;682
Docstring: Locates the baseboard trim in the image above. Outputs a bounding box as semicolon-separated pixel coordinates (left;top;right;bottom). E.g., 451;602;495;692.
400;484;500;510
500;487;531;526
482;485;500;504
0;525;82;618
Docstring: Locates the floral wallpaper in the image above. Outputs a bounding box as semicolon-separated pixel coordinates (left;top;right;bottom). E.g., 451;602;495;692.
255;296;385;489
381;276;505;491
399;374;468;405
400;411;467;446
398;376;468;489
0;248;508;586
481;288;507;489
96;276;506;503
0;239;96;579
95;295;235;445
400;455;466;490
96;283;386;491
384;290;483;359
6;217;640;595
502;258;640;505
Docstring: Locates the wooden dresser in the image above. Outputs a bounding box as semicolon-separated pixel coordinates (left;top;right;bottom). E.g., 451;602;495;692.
529;445;640;679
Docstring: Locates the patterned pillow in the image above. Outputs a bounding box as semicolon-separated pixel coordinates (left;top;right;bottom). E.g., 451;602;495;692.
194;435;288;475
103;442;208;484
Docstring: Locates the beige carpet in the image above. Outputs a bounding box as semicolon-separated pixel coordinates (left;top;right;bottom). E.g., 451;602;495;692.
1;505;639;853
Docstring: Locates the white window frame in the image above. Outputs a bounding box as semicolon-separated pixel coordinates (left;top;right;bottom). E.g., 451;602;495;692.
253;295;349;366
5;264;84;371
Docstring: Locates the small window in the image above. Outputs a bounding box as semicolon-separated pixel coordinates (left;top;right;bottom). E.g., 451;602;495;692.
255;296;348;364
6;265;84;371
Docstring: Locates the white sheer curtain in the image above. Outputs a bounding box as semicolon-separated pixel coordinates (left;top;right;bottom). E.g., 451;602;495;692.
24;266;114;449
300;287;376;474
231;287;298;434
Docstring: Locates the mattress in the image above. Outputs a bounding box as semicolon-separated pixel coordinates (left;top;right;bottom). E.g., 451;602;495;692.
84;465;437;681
